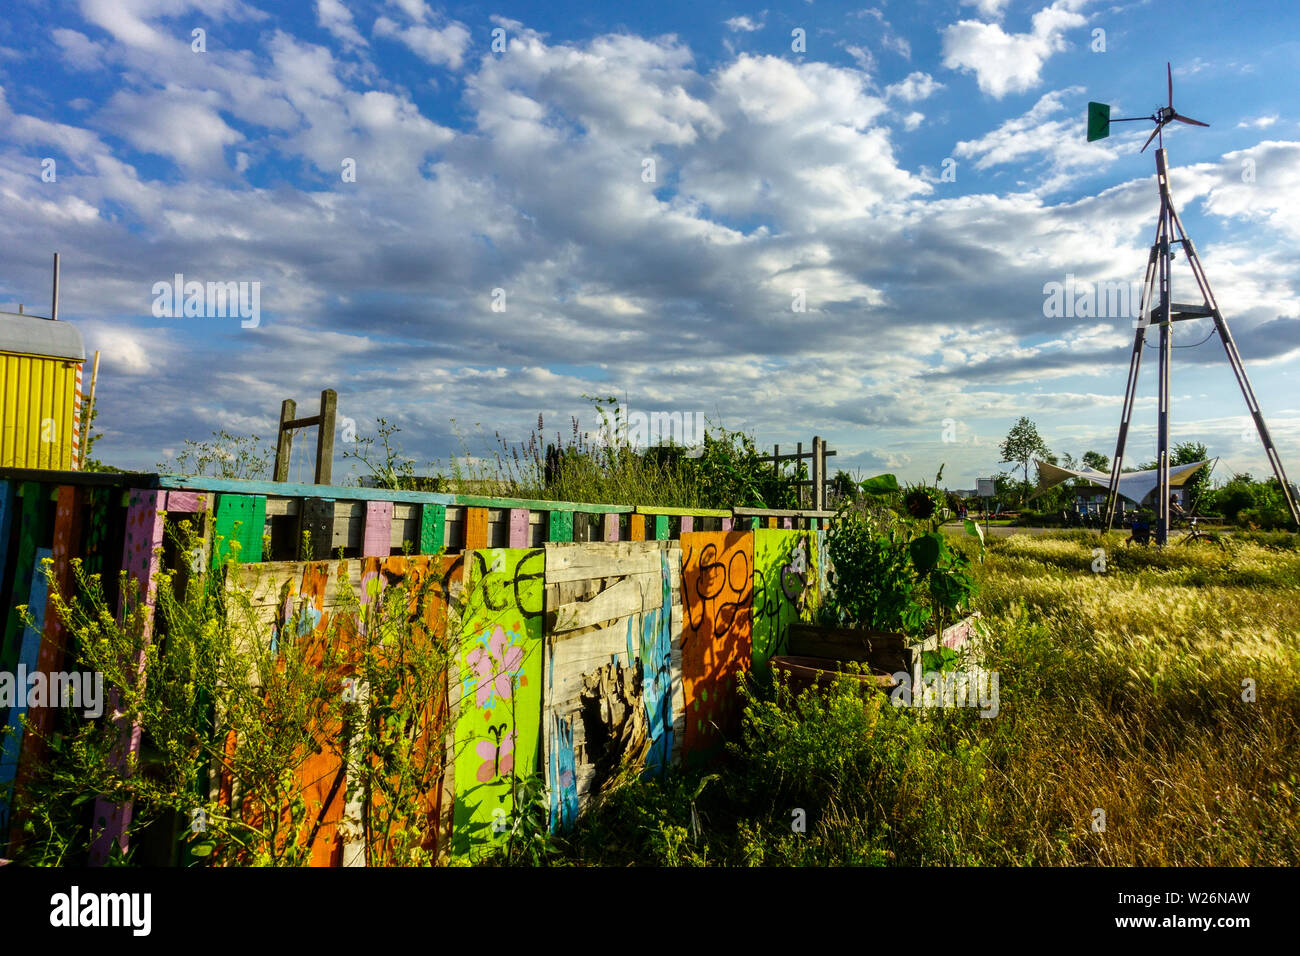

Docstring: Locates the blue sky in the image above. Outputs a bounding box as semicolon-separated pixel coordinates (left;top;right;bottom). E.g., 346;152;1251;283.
2;0;1298;488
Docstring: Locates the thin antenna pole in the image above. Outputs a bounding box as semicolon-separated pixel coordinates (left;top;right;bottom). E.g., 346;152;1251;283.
51;252;60;321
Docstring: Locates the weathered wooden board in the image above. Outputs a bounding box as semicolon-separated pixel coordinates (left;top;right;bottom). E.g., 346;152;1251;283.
362;501;393;557
541;542;683;829
679;532;753;764
90;488;166;864
451;547;545;858
544;542;667;583
752;529;815;676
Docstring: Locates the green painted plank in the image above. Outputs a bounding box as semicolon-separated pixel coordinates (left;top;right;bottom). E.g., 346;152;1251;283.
634;505;732;518
654;515;670;540
451;494;632;514
548;511;573;542
211;494;266;567
1;482;46;678
419;503;446;554
155;473;456;506
0;481;15;594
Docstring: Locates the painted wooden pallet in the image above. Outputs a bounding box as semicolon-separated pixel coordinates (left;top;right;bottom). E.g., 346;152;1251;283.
540;541;684;829
679;531;753;765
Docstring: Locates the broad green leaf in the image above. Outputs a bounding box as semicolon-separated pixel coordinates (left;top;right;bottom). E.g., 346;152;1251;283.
859;473;900;495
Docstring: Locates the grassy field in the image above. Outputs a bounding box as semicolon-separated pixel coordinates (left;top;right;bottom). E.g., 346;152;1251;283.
547;531;1300;866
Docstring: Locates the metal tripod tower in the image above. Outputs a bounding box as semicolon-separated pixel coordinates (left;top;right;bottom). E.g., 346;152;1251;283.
1100;146;1300;540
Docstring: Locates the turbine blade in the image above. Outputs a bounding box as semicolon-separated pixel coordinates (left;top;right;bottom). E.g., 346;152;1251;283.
1167;62;1173;108
1172;113;1209;127
1140;123;1162;152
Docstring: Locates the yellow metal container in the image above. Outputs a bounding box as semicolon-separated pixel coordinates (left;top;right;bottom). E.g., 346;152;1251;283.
0;311;85;470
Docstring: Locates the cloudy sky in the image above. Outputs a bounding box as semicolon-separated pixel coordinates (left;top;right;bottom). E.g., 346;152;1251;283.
2;0;1298;489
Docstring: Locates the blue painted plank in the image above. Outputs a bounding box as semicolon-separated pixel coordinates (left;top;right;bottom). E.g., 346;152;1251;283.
0;547;52;836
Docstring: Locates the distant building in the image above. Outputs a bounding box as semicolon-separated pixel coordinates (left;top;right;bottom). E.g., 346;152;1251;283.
0;309;85;469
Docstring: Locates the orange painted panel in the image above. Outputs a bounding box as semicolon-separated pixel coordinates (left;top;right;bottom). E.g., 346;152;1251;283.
679;532;753;764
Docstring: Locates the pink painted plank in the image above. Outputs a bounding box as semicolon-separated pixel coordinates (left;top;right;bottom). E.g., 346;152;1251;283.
90;489;166;865
165;490;208;512
509;508;529;548
722;517;733;532
603;513;619;541
782;517;793;529
363;500;394;557
680;515;694;534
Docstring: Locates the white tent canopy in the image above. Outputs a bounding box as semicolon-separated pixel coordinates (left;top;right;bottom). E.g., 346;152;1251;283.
1030;458;1215;506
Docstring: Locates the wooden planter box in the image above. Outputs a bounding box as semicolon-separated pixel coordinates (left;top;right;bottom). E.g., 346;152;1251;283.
786;613;984;675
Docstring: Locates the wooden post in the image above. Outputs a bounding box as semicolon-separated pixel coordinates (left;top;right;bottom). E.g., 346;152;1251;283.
796;441;803;508
274;399;296;482
79;350;101;469
812;436;823;512
315;389;337;486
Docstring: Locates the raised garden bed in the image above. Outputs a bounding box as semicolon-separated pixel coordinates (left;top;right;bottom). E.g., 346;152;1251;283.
771;615;984;699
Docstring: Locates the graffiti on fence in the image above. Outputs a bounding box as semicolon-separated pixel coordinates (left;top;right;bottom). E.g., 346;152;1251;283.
680;532;752;763
453;548;544;856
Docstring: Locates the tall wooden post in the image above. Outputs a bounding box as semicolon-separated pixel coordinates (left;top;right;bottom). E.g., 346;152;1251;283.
315;389;337;486
796;441;803;508
274;399;296;482
812;436;823;512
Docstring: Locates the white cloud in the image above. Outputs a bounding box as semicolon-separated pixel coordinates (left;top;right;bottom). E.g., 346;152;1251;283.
97;88;243;175
52;29;105;71
960;0;1013;17
373;15;471;70
885;71;943;102
941;1;1091;98
317;0;367;49
724;15;764;32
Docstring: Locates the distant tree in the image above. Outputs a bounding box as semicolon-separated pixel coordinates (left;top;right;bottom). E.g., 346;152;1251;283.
1172;441;1211;511
999;417;1050;487
1082;450;1110;473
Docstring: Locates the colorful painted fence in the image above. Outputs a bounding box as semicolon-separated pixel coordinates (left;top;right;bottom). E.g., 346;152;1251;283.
0;467;837;863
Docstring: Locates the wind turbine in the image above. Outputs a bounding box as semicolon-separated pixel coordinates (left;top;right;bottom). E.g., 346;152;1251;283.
1087;63;1299;542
